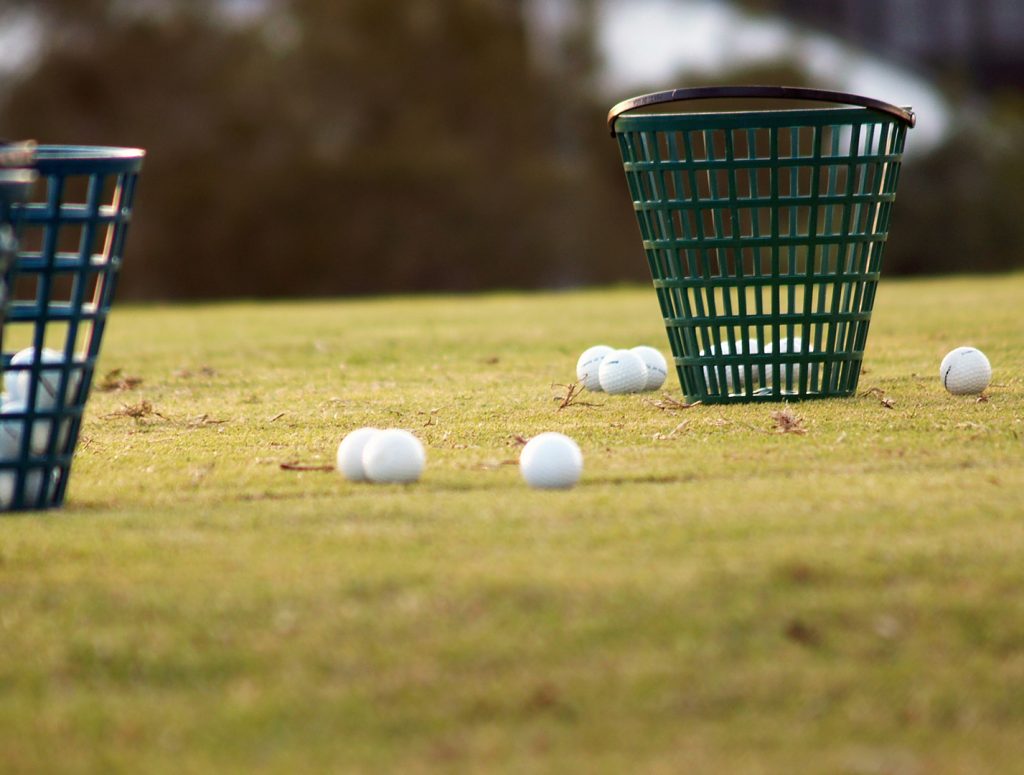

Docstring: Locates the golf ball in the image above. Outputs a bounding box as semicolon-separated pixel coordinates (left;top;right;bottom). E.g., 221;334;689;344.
4;347;81;410
336;427;380;482
702;338;760;392
598;349;648;394
576;345;613;391
940;346;991;395
0;404;27;460
0;401;57;509
0;468;49;509
765;337;811;388
0;398;59;455
361;429;426;484
631;346;668;391
519;432;583;489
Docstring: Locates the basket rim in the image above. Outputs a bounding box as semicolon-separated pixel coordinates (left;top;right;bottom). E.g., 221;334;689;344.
608;86;916;135
34;145;145;161
30;145;145;175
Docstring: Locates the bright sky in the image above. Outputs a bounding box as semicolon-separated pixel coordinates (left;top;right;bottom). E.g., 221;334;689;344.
596;0;950;150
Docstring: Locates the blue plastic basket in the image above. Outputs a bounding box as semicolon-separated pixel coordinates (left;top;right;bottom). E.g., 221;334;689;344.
0;142;37;281
0;145;144;511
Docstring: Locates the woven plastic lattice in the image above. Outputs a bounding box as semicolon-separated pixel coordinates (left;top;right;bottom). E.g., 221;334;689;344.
614;104;909;403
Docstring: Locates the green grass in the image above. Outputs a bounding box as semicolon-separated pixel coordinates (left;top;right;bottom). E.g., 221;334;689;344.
2;273;1023;773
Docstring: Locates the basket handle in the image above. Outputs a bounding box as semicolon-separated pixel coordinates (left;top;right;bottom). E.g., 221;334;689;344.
608;86;916;136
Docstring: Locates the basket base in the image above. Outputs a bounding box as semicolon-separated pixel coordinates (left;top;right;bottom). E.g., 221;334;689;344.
683;387;856;404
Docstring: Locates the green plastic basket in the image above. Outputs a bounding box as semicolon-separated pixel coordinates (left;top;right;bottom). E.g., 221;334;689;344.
609;86;915;403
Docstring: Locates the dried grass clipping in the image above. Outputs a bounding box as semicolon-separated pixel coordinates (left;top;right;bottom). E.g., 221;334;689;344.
771;406;807;435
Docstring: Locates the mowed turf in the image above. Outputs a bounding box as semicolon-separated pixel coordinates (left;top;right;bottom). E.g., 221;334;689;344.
1;273;1023;773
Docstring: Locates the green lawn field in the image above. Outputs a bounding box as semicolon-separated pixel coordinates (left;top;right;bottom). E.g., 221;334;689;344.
2;273;1023;773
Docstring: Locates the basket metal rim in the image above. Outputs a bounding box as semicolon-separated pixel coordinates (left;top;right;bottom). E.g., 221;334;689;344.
612;106;912;135
608;86;916;135
34;145;145;160
32;145;145;174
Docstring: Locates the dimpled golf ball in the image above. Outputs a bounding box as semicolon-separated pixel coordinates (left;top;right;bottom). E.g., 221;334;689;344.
631;345;668;391
940;346;991;395
4;347;81;410
576;345;613;391
336;427;380;482
702;338;760;391
0;468;48;509
0;398;55;455
598;349;648;394
519;432;583;489
0;403;27;460
765;337;811;387
362;429;426;484
0;403;54;509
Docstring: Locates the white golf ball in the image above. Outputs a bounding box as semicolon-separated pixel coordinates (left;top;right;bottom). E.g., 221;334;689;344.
0;468;49;509
576;345;613;391
598;349;648;394
336;427;380;482
0;401;57;509
631;346;668;391
0;398;55;455
0;405;26;460
940;347;991;395
765;337;812;387
5;347;81;410
702;338;760;391
519;432;583;490
362;429;426;484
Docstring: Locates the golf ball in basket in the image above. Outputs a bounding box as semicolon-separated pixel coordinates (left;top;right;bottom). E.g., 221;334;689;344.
362;429;426;484
519;432;583;490
0;401;57;509
336;427;380;482
940;347;991;395
702;338;760;391
765;337;811;387
576;345;613;391
631;346;668;391
0;404;27;460
598;349;648;394
0;398;59;455
0;468;50;510
4;347;81;410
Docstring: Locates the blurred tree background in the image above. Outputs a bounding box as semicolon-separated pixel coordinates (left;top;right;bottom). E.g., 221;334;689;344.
0;0;1021;299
